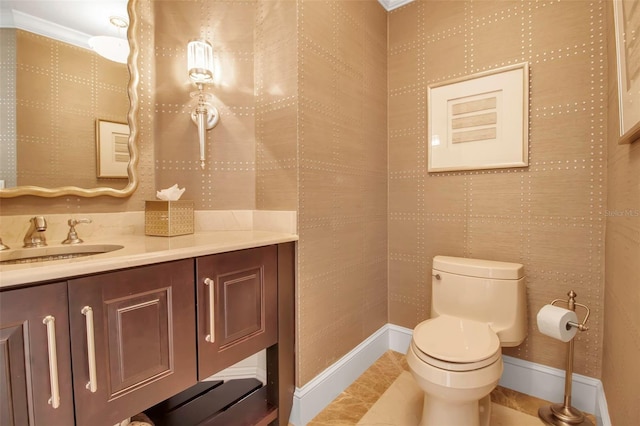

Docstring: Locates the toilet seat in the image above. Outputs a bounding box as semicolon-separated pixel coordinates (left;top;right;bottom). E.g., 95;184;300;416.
412;315;501;372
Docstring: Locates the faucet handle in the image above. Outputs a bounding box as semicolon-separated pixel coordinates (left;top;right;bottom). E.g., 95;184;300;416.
68;218;92;227
62;218;92;245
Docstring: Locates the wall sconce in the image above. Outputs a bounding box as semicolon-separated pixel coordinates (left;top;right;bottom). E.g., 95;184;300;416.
188;39;220;169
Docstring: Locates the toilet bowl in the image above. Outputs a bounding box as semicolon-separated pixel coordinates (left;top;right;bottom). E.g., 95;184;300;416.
407;256;527;426
407;315;503;426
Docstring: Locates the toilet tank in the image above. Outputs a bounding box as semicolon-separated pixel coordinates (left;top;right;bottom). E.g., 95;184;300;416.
431;256;527;347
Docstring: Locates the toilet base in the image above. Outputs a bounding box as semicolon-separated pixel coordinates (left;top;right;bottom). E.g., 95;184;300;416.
419;394;491;426
407;341;502;426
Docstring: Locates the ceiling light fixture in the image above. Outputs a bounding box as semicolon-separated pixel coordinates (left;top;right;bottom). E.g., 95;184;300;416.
89;15;129;64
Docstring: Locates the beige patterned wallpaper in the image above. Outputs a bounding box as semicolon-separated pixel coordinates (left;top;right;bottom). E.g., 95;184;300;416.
152;0;258;209
388;0;607;378
0;29;16;188
256;0;298;211
295;0;388;386
602;1;640;423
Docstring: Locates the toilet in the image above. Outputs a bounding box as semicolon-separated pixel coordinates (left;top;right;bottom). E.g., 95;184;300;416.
406;255;527;426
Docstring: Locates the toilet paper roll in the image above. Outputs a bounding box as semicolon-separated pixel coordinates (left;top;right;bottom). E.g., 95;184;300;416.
536;304;578;342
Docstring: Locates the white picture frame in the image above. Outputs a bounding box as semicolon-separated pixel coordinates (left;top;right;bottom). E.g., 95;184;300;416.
427;63;529;172
613;0;640;144
96;119;130;178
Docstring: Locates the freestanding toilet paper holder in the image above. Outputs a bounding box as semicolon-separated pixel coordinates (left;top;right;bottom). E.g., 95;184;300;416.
539;290;593;426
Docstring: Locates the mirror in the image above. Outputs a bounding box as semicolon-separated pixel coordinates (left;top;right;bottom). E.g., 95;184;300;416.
0;0;139;198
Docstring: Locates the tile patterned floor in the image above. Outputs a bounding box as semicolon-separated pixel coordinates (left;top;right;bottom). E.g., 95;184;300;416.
356;371;544;426
307;350;596;426
308;351;409;425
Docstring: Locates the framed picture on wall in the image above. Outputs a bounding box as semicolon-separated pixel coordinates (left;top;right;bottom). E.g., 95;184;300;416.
613;0;640;144
427;63;529;172
96;119;130;178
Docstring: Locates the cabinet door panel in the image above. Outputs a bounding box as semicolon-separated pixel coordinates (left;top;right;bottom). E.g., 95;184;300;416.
0;324;29;426
69;260;197;426
196;245;277;380
219;267;264;346
0;282;74;426
106;289;172;395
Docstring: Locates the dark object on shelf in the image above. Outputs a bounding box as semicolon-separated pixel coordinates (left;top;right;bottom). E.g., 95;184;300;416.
145;379;277;426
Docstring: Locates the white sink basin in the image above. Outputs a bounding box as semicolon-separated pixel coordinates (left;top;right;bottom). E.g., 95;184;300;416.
0;244;124;265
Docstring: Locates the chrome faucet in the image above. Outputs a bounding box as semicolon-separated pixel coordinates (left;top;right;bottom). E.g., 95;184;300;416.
23;216;47;248
62;218;92;244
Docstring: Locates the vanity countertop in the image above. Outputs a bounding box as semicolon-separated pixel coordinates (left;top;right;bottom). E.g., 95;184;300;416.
0;230;298;289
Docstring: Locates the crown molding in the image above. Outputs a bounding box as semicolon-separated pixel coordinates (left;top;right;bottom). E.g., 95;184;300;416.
377;0;415;11
1;8;90;50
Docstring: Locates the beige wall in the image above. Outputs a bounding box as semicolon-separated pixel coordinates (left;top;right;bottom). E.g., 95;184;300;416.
603;1;640;422
0;28;17;188
388;0;607;378
295;0;388;385
151;0;301;211
152;0;257;210
256;0;298;211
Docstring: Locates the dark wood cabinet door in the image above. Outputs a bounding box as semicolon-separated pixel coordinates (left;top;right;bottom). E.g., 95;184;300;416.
0;282;75;426
68;259;197;426
196;245;278;380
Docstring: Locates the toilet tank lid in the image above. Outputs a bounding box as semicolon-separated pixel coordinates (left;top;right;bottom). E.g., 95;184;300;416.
433;256;524;279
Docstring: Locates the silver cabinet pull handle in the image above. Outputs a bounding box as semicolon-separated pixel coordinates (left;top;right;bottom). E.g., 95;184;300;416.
42;315;60;409
81;306;97;393
204;278;215;343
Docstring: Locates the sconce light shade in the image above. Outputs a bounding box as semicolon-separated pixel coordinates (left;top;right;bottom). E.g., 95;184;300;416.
188;39;214;83
187;39;219;169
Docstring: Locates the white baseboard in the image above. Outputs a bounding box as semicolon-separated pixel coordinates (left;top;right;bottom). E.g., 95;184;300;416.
290;326;389;426
595;381;611;426
203;351;267;385
290;324;611;426
387;323;412;353
498;354;612;426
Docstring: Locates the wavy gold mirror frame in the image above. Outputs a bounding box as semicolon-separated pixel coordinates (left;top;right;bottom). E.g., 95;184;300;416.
0;0;139;198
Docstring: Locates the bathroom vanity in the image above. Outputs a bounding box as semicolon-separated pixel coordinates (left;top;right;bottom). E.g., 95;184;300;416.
0;231;296;426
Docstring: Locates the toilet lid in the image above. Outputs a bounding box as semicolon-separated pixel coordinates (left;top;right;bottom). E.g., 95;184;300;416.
413;315;500;364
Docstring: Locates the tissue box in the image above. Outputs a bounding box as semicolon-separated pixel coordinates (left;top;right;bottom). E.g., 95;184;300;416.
145;200;194;236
